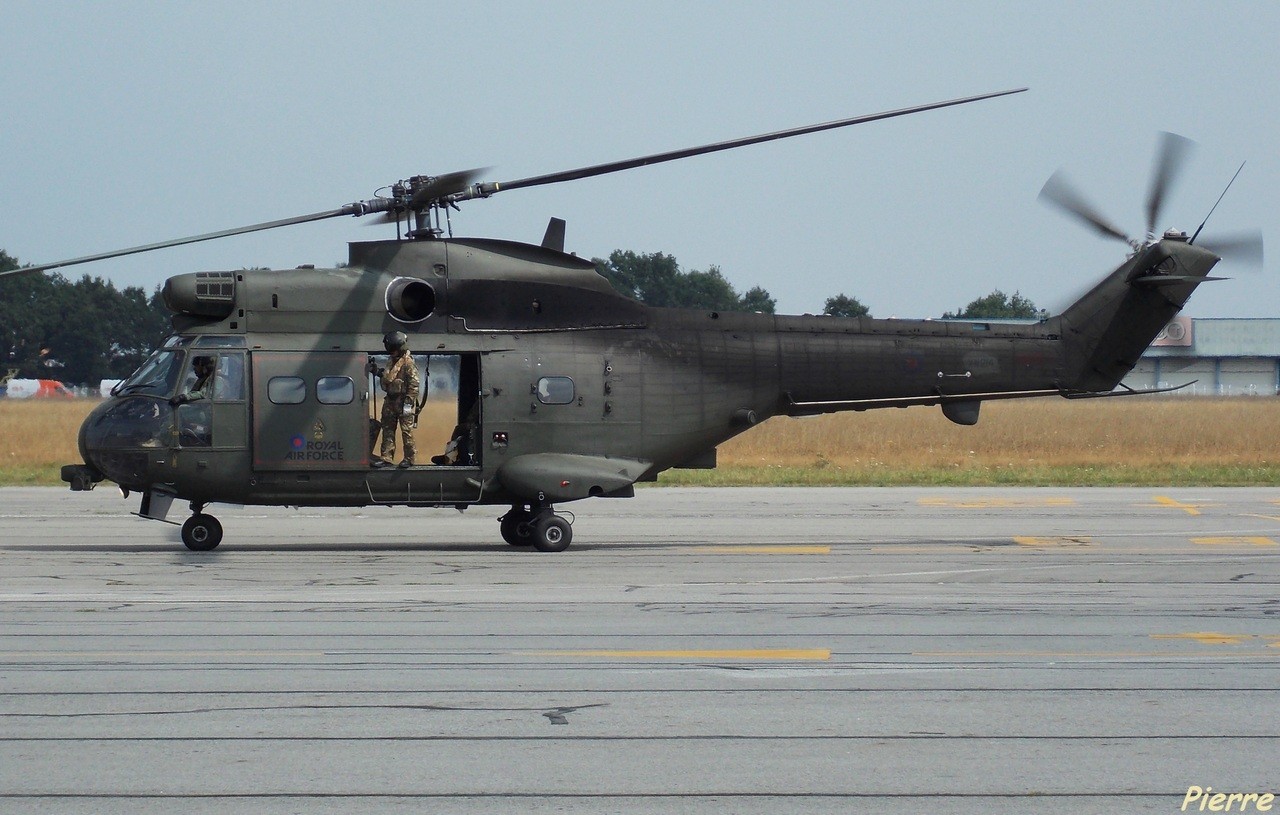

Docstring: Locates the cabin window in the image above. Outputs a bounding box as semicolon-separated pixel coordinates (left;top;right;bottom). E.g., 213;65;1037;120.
317;376;354;405
268;376;306;405
536;376;575;405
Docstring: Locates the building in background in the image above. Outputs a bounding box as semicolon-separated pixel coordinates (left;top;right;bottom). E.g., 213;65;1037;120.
1123;317;1280;396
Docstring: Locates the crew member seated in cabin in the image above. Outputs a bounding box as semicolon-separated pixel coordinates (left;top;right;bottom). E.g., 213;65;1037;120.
432;400;478;466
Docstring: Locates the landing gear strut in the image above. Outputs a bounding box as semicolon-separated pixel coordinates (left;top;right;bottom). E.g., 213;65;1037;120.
181;504;223;551
499;503;572;552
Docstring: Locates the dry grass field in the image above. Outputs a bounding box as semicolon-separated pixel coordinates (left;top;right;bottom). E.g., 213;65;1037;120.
1;400;89;485
680;397;1280;486
2;397;1278;486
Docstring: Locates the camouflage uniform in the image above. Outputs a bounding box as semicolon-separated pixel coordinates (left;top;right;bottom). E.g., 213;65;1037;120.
379;351;420;465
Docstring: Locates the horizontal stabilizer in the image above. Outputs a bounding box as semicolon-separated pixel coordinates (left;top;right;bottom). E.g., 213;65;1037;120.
1131;275;1226;287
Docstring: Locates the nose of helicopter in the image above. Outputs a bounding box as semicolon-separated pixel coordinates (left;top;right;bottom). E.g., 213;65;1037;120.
66;396;173;492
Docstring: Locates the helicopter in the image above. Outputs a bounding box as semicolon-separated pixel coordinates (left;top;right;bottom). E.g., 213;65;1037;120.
4;87;1262;553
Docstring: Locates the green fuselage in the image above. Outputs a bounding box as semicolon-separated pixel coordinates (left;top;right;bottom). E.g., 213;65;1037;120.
76;235;1218;511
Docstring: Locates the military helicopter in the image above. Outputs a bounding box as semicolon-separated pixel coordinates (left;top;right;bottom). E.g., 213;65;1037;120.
5;88;1262;553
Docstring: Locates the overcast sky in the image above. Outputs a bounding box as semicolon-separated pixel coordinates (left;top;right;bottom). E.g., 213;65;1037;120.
2;1;1275;318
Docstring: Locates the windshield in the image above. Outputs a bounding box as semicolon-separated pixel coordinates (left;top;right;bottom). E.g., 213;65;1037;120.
114;349;186;398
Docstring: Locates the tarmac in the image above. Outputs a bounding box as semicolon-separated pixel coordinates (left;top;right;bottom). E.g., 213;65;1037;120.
1;485;1278;813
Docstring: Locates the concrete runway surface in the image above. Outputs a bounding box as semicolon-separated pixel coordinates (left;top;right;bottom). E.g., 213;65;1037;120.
1;485;1278;813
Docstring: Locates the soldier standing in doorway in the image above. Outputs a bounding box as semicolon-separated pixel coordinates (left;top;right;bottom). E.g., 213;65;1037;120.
372;331;420;468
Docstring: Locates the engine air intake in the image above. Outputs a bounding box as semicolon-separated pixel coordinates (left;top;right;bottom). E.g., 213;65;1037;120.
385;276;436;323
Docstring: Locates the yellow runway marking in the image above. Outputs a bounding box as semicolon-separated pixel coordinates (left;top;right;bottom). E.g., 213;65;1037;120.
530;649;831;661
1012;536;1093;547
1191;536;1277;547
1150;495;1212;515
694;545;831;555
1151;632;1256;646
918;497;1075;509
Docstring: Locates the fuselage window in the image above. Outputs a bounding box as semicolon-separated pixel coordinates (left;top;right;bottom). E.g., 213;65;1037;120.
317;376;354;405
268;376;306;405
536;376;575;405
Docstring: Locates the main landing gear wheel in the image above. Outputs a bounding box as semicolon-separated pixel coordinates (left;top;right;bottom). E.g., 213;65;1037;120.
181;513;223;551
500;508;535;546
532;514;572;553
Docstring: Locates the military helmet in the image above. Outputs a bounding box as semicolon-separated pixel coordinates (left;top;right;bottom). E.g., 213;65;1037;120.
383;331;408;352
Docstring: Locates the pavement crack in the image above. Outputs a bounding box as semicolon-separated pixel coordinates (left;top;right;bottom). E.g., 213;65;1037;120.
542;704;607;725
4;702;613;719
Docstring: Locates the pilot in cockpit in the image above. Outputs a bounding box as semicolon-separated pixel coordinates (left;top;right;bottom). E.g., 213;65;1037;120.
170;355;216;405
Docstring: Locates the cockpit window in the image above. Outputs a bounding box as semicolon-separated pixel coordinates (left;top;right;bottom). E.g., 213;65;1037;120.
114;350;185;398
162;335;195;348
194;336;247;348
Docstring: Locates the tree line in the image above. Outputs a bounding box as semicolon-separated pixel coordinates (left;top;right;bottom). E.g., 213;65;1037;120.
0;247;1041;386
0;250;169;385
592;250;1041;320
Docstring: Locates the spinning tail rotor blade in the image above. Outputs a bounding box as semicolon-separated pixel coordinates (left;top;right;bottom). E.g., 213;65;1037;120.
1038;170;1132;244
1198;229;1264;269
1145;131;1194;238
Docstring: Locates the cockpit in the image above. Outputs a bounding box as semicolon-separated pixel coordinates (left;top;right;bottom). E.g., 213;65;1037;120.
79;336;248;488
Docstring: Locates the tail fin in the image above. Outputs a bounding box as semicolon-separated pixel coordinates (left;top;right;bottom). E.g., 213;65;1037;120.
1052;237;1222;392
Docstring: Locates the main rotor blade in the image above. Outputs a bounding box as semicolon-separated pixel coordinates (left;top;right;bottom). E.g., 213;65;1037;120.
0;201;394;280
1145;131;1194;237
1198;229;1264;269
1038;170;1132;244
454;87;1028;200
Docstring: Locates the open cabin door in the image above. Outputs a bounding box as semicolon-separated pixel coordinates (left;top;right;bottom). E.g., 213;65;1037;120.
251;352;370;471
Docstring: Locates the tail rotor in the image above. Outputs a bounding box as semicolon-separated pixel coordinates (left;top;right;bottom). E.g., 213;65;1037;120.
1039;132;1262;270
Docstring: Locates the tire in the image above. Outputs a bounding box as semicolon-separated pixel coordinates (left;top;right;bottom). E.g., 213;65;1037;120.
532;515;572;553
500;509;535;546
181;514;223;551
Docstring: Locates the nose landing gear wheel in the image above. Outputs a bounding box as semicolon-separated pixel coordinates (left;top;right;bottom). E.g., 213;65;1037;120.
181;513;223;551
532;514;572;553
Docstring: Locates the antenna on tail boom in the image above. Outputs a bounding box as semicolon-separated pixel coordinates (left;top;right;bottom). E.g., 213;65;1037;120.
1190;161;1245;245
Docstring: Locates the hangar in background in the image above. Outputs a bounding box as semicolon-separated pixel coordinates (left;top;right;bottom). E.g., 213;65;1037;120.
1123;317;1280;396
